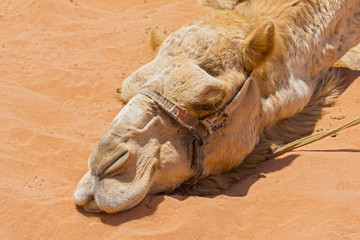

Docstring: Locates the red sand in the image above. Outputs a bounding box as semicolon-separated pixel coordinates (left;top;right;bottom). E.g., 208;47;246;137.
0;1;359;239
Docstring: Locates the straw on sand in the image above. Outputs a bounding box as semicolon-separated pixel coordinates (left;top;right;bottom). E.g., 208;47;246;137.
266;117;360;159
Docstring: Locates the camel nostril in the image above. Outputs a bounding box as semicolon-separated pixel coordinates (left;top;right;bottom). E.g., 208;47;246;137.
101;149;130;177
90;195;95;201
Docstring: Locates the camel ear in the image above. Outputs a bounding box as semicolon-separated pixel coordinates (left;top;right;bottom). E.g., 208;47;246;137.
243;19;275;72
150;26;167;52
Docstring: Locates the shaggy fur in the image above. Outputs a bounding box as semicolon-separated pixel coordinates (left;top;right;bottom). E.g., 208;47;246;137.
74;0;360;213
177;67;350;195
150;0;360;195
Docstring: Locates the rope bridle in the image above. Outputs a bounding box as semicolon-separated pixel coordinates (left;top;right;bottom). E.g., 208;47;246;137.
138;87;206;183
138;75;255;185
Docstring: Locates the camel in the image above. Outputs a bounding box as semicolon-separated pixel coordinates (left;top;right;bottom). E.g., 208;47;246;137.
74;0;360;213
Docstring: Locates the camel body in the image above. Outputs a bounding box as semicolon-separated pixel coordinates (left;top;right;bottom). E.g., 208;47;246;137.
74;0;360;213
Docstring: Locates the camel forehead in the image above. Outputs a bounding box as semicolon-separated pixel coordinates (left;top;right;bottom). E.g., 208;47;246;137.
158;16;248;61
124;13;253;118
158;25;219;59
146;26;250;116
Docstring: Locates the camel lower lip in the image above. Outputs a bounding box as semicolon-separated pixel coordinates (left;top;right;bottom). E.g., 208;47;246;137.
75;163;156;213
82;200;103;213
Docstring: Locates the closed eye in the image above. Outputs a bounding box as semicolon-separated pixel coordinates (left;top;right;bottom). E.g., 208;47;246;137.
189;87;225;117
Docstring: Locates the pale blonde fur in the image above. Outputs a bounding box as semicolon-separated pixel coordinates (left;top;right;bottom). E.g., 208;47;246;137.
74;0;360;213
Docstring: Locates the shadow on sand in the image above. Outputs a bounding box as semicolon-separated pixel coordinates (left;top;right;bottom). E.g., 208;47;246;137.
76;154;298;226
76;194;165;226
225;154;299;197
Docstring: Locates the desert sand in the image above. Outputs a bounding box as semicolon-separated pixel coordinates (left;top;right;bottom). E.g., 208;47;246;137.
0;0;359;239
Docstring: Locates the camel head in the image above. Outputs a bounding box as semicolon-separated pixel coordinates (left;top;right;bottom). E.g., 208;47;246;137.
74;13;275;213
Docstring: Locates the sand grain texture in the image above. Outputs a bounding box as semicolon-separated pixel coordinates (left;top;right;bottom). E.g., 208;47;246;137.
0;0;359;239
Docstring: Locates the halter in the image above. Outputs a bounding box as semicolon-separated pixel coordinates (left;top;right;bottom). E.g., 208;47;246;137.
138;74;254;185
